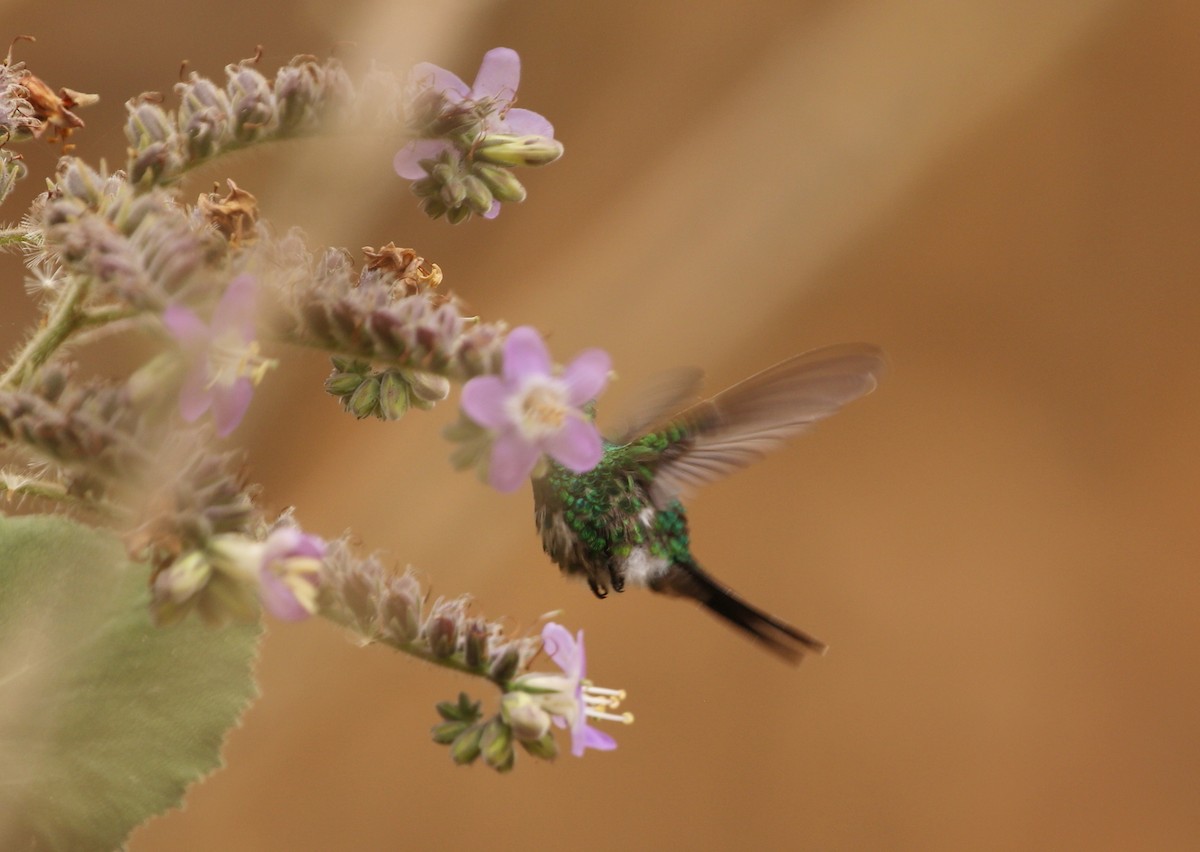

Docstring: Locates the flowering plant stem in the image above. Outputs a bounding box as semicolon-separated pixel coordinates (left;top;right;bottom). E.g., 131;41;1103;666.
320;605;508;687
1;275;89;388
0;476;127;520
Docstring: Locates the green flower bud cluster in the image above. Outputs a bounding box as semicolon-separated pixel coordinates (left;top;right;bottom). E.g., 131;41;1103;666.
325;357;450;421
410;146;549;224
430;691;558;772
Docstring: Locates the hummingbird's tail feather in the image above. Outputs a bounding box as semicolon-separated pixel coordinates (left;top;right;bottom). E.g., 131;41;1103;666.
658;562;827;664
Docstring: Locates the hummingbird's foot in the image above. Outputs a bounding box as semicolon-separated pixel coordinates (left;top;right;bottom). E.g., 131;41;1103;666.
609;567;625;593
587;577;608;599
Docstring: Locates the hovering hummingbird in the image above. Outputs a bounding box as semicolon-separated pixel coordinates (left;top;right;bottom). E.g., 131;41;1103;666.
531;343;884;663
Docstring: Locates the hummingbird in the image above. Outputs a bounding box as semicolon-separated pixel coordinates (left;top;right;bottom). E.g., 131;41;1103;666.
531;343;884;663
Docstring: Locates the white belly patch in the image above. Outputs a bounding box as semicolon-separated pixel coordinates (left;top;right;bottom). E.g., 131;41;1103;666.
622;546;670;587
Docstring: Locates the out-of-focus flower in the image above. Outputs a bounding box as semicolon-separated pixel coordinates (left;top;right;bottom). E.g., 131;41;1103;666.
509;622;631;757
255;526;325;621
460;326;609;492
152;526;326;625
162;273;273;436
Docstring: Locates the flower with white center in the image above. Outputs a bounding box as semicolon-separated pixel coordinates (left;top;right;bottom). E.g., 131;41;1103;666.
162;272;273;437
460;326;610;492
510;622;631;757
155;527;325;625
394;47;558;219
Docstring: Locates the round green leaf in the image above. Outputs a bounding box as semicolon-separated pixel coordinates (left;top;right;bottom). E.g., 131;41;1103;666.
0;515;262;851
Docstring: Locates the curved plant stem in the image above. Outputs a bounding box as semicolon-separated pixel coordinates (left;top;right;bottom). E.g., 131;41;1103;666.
0;276;89;388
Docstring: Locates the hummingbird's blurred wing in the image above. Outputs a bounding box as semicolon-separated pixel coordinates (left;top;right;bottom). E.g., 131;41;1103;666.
606;366;705;445
648;343;885;507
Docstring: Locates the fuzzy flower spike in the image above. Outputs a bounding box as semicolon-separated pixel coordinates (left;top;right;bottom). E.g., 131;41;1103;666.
461;326;610;492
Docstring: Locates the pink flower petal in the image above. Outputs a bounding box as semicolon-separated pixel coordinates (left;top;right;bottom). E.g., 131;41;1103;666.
488;430;541;492
543;415;603;473
482;199;502;219
500;107;554;138
262;527;325;563
502;326;552;382
472;47;520;102
211;377;254;437
213;273;257;338
573;724;617;757
562;348;611;406
258;569;312;622
410;62;470;100
162;304;208;345
541;622;579;672
461;375;511;429
177;361;213;422
394;139;453;179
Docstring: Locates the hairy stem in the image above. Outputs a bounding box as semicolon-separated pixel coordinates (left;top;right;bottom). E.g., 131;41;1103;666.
1;276;90;388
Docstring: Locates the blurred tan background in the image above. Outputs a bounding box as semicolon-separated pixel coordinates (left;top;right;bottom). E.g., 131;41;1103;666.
2;0;1199;848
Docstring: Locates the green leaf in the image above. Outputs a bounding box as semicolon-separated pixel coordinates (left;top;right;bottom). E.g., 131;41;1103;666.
0;515;262;851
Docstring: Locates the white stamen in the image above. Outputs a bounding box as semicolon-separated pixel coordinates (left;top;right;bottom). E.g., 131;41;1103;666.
586;708;635;725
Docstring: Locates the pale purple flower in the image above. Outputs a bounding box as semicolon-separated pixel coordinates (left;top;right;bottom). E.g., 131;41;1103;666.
511;622;631;757
461;326;610;492
394;47;556;220
210;527;326;621
152;527;325;624
256;527;326;621
162;273;272;436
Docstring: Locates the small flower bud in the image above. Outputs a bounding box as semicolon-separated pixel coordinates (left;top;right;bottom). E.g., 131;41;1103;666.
125;99;175;147
347;375;381;419
226;62;276;141
421;197;447;220
410;176;439;198
379;571;423;643
439;175;467;209
480;717;515;773
432;720;468;744
404;370;450;409
474;134;564;167
57;158;107;206
488;644;521;685
377;370;410;421
176;73;231;158
446;204;470;225
464;619;489;670
325;369;366;397
518;732;559;761
457;175;492;216
450;724;484;765
501;691;552;742
155;550;213;605
472;164;527;204
339;562;380;634
436;692;480;722
427;614;458;658
273;60;324;130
